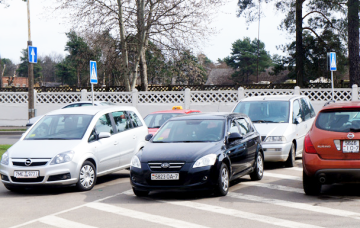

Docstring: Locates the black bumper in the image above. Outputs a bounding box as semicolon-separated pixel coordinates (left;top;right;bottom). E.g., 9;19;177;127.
315;169;360;184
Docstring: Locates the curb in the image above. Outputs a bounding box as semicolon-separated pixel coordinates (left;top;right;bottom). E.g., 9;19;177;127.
0;131;25;136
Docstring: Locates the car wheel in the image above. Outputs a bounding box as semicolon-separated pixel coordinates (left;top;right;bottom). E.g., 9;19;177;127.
215;163;229;196
285;143;296;167
250;152;264;181
133;187;149;197
76;161;96;191
303;171;321;195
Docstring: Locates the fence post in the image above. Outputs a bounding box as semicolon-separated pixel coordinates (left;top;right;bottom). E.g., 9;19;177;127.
132;89;138;108
238;87;244;101
184;88;191;109
294;86;300;95
352;84;358;101
81;89;87;101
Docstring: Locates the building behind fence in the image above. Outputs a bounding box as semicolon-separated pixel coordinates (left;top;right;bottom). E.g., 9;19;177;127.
0;85;358;126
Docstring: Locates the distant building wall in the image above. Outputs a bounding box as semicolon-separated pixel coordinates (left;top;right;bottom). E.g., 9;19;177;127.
2;77;28;88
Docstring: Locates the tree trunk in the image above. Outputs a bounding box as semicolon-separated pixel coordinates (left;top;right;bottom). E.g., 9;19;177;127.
140;49;148;91
77;67;80;88
0;58;2;88
295;0;304;87
348;0;360;87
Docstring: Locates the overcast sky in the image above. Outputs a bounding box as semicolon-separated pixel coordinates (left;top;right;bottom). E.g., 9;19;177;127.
0;0;289;64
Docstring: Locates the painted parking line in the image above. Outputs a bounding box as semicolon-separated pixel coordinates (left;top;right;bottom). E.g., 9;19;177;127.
39;215;98;228
265;172;302;181
240;181;304;194
228;192;360;220
87;202;208;228
287;167;303;172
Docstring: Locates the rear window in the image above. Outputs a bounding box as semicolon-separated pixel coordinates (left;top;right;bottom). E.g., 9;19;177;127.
316;111;360;132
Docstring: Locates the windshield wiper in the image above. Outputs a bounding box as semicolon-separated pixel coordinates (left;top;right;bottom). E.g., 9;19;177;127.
252;120;276;123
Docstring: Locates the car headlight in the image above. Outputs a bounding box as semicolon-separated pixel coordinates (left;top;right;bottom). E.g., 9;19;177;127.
193;154;217;168
50;151;74;165
264;136;287;142
130;155;141;168
1;151;9;165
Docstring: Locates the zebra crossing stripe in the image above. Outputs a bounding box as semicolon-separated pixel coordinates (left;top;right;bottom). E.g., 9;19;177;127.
265;172;302;181
227;192;360;220
39;215;98;228
86;202;209;228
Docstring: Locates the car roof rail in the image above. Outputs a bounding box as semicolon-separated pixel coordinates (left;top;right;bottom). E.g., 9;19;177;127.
323;100;336;106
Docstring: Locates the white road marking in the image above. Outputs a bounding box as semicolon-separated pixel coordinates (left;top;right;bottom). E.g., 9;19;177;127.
123;191;323;228
228;192;360;220
287;167;303;172
265;172;302;181
87;202;208;228
39;215;98;228
240;181;304;193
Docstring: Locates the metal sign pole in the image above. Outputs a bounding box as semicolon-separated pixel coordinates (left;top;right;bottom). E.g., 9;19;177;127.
92;83;94;106
331;71;334;101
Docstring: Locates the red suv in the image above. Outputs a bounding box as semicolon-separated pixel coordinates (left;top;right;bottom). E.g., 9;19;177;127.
303;101;360;195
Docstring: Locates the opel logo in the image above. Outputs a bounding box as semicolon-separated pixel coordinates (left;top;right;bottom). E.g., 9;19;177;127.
161;163;170;168
348;133;355;139
25;159;32;166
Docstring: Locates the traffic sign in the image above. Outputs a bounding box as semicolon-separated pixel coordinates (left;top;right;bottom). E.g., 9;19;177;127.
90;61;98;84
28;46;37;63
330;52;337;71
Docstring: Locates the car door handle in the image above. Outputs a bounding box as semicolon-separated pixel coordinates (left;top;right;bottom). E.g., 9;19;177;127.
114;141;119;145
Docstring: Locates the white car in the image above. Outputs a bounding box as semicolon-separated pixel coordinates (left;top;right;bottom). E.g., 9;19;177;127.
232;95;316;167
26;101;114;128
0;106;148;191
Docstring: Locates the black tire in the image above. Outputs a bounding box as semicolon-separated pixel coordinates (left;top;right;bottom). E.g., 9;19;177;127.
285;143;296;167
4;184;24;192
76;161;96;191
303;171;321;195
133;187;149;197
250;152;264;181
215;163;229;196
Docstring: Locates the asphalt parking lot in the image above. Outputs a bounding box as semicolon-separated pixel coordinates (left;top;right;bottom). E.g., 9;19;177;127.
2;159;360;228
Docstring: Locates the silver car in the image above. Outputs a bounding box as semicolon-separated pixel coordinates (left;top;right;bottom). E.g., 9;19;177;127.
232;95;316;167
0;106;148;191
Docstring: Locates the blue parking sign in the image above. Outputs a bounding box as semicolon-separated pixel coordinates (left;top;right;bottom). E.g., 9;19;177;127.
28;46;37;63
90;61;98;84
330;52;336;71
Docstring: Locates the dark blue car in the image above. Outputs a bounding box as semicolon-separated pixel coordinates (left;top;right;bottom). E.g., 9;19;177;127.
130;113;264;196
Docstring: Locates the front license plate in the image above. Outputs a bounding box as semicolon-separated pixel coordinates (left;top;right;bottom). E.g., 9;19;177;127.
343;140;359;153
14;171;39;178
151;173;179;180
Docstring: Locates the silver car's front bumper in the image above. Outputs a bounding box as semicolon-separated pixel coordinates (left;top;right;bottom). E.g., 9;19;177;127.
0;161;79;186
261;141;292;162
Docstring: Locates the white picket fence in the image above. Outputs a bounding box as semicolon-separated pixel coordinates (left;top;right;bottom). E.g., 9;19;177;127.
0;85;358;126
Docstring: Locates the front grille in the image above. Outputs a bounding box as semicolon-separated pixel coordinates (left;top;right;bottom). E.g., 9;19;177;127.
148;162;185;171
12;162;48;167
10;176;44;183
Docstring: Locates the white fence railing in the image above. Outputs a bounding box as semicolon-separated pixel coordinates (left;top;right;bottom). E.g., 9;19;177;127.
0;85;358;126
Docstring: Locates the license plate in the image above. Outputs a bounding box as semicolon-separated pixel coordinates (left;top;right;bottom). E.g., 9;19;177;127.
151;173;179;180
14;171;39;178
343;140;359;153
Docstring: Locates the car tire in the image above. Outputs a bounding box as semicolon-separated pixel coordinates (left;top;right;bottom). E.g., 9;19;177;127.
133;187;149;197
215;163;229;196
76;161;96;191
250;152;264;181
303;171;321;195
285;143;296;167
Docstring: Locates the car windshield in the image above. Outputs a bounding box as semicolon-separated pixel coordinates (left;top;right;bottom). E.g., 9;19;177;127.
25;114;93;140
144;113;183;128
152;119;225;143
316;111;360;132
233;101;290;123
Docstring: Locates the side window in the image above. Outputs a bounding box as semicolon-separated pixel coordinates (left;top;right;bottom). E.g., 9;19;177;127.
63;104;81;109
128;111;143;128
112;111;128;133
95;114;113;134
303;98;316;118
229;120;240;134
236;118;250;135
80;103;92;107
293;100;302;123
300;98;311;121
246;117;255;132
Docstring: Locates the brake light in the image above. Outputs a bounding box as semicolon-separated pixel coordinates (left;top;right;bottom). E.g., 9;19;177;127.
304;134;317;154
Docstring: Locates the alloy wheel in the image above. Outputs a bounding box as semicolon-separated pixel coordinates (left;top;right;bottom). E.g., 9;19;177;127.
79;165;95;188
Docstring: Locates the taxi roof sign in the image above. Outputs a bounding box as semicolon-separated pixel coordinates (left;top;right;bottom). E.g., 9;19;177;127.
172;106;183;110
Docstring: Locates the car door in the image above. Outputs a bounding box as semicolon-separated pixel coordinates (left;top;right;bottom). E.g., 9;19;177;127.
226;118;248;176
111;111;136;168
90;113;118;173
236;117;258;169
292;99;307;153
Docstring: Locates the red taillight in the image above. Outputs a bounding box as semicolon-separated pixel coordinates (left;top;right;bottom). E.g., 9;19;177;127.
304;134;317;154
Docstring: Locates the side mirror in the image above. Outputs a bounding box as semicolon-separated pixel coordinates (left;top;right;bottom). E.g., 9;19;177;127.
294;117;302;124
145;134;153;141
227;132;243;144
98;132;111;139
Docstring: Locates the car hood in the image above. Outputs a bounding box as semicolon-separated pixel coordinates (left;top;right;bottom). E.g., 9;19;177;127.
140;142;222;163
8;140;82;158
254;123;289;137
